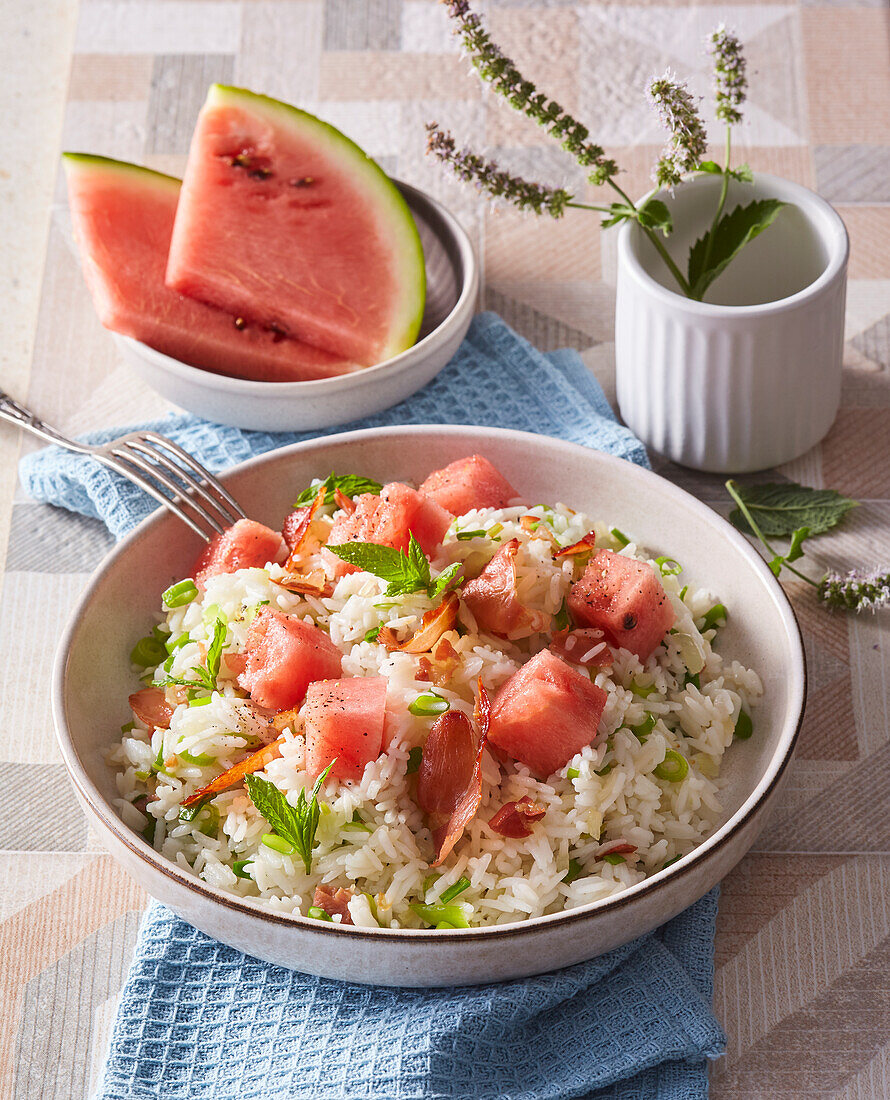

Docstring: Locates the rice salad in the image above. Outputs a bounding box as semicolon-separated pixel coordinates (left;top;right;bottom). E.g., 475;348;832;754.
111;454;762;930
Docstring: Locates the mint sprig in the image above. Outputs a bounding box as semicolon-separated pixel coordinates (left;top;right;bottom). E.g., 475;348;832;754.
245;762;334;875
328;534;462;599
688;198;786;301
155;616;226;693
294;473;382;507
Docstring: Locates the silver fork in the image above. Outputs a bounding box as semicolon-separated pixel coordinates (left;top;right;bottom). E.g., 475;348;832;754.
1;392;246;541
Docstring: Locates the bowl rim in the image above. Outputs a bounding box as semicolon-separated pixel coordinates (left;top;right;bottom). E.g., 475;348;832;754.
116;179;479;395
52;424;807;942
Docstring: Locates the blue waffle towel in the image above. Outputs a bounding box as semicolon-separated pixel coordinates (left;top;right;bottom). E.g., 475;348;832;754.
20;314;725;1098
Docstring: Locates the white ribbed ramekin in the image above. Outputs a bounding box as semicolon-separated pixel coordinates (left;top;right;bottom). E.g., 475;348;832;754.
615;173;849;473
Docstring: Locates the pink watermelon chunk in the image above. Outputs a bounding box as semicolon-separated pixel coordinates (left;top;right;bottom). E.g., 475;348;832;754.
166;85;426;366
192;519;286;586
303;676;388;780
62;154;357;382
324;482;451;578
568;549;675;661
419;455;519;515
488;650;608;778
237;608;342;711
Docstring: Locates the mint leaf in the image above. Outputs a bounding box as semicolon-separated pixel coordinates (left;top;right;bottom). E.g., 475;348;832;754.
600;202;636;229
729;163;753;183
204;616;226;682
294;472;382;507
688;199;787;300
728;482;857;537
636;198;672;236
429;562;463;600
154;615;226;693
246;762;334;874
328;535;431;595
697;160;723;175
785;526;810;562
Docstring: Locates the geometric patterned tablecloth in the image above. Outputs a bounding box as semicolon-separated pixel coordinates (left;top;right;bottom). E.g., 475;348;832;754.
1;1;888;1096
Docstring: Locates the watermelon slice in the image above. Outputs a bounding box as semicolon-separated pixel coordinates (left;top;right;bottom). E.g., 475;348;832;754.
166;85;426;366
63;154;357;382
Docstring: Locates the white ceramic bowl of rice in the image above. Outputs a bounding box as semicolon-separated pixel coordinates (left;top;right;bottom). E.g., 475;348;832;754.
52;426;805;986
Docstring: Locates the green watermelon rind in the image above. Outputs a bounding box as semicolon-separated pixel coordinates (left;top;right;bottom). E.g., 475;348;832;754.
62;153;181;191
205;84;427;360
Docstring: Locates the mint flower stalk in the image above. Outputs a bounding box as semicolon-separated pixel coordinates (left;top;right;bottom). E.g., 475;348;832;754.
819;570;890;612
710;24;748;125
647;71;708;189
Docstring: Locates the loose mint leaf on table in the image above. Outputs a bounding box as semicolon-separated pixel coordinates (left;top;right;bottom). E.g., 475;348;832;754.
246;762;334;875
328;534;463;599
728;483;857;537
293;472;382;507
687;198;787;300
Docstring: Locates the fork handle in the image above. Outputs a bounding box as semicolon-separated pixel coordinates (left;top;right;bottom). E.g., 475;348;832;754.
0;391;93;454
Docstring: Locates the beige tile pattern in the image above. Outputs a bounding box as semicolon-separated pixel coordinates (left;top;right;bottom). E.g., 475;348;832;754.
1;0;889;1097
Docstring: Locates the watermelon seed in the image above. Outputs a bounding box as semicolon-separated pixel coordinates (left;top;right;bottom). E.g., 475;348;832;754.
290;176;315;187
233;317;247;331
623;613;637;630
265;321;288;343
249;167;273;180
230;153;252;167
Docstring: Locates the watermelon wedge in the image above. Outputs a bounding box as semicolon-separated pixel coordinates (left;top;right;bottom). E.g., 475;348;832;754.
63;154;358;382
166;85;426;366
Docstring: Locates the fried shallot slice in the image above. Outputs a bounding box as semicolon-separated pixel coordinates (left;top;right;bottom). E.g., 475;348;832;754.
378;592;459;653
180;735;289;808
282;484;326;568
553;531;596;559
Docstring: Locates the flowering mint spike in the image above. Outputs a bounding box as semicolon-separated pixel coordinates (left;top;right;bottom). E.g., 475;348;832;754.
709;24;748;125
647;70;709;188
819;570;890;613
425;125;573;216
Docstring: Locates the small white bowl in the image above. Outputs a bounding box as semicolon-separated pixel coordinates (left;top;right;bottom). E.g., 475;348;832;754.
52;426;806;987
114;181;478;432
615;173;849;473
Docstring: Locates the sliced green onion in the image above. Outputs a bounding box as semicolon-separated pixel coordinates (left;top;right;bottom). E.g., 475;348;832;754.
564;858;584;884
679;585;688;601
701;603;728;631
130;635;167;668
684;672;700;690
178;795;210;822
655;556;683;576
406;746;423;774
151;743;166;775
408;692;450;718
734;709;753;740
162;579;198;608
165;631;189;654
553;597;570;632
410;902;470;929
630;713;657;742
262;833;296;855
595;762;613;776
134;769;150;782
610;527;630;547
142;818;157;845
487;523;503;538
662;854;683;870
436;921;457;929
566;766;581;780
179;749;215;765
631;679;658;698
363;893;380;923
121;721;136;734
232;859;253;879
152;623;170;641
201;603;227;627
196;805;220;837
456;529;487;541
363;625;381;643
162;652;176;672
654;749;689;782
603;853;626;865
440;876;471;903
343;809;373;833
422;872;440;897
306;906;333;922
188;696;212;708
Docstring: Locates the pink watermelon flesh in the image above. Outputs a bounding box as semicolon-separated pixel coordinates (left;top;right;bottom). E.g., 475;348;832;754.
63;154;356;382
568;549;675;661
488;650;608;778
324;482;451;578
237;608;342;711
192;519;286;586
419;455;519;515
304;676;387;780
166;85;425;366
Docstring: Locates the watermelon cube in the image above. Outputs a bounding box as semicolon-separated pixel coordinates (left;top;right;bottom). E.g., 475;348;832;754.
419;455;518;515
192;518;286;586
303;676;388;780
488;650;607;778
568;550;675;661
237;608;342;711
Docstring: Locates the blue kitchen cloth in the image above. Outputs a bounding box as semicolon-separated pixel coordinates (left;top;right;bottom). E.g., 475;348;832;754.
19;312;725;1097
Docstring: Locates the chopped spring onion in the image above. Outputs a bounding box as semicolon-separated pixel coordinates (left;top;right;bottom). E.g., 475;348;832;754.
179;749;215;765
363;624;381;643
196;805;220;837
630;713;657;742
232;860;253;879
610;527;630;547
165;631;189;654
162;652;176;673
178;795;210;822
655;556;683;576
364;893;380;923
408;692;450;718
440;876;471;903
679;585;688;601
162;579;198;608
631;679;658;698
603;853;626;865
411;902;470;929
151;743;166;775
306;906;333;922
188;696;212;708
734;709;753;740
564;858;584;884
202;603;227;627
436;921;457;929
553;598;570;632
121;721;136;734
566;766;581;780
343;809;372;833
595;762;613;776
130;634;167;668
662;854;683;870
653;749;689;783
487;522;503;538
422;872;440;897
701;603;728;631
406;747;423;774
142;818;157;845
134;769;150;782
261;833;297;856
456;529;487;541
684;671;700;690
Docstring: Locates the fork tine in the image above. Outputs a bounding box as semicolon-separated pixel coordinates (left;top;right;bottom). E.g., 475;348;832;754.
107;445;226;536
138;431;247;523
99;452;217;541
122;438;239;532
